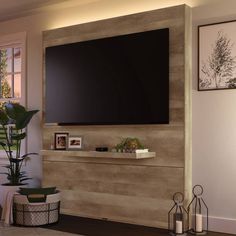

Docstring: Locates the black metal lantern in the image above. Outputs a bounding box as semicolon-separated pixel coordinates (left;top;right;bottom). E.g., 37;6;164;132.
168;192;188;236
187;185;208;235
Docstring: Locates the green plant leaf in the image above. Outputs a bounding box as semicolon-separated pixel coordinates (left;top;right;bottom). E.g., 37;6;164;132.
15;110;39;130
2;165;11;168
9;158;24;163
4;103;39;130
0;103;39;185
0;141;7;147
20;177;31;182
11;132;26;140
0;172;10;175
0;110;9;125
19;171;27;175
19;174;27;178
5;103;26;120
21;152;38;159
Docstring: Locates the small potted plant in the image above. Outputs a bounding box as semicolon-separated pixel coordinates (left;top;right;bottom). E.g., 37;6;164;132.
0;102;39;187
115;137;145;153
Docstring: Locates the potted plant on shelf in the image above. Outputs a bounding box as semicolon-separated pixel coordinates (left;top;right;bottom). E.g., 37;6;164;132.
0;102;39;187
115;137;145;153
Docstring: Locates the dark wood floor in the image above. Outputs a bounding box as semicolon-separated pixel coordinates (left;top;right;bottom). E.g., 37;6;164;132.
43;215;232;236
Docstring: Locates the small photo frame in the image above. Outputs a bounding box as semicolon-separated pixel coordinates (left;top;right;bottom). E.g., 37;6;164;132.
67;136;83;150
54;132;68;150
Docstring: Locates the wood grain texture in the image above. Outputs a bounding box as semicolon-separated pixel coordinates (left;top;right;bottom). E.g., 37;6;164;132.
43;161;184;228
42;4;192;228
43;125;185;167
184;5;192;204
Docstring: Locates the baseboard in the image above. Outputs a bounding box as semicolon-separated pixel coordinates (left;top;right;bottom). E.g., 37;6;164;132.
207;216;236;234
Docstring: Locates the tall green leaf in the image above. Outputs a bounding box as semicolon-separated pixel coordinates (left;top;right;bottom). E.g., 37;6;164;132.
11;132;26;140
15;110;39;130
0;102;39;185
21;153;38;159
0;110;9;125
0;141;7;147
5;103;26;120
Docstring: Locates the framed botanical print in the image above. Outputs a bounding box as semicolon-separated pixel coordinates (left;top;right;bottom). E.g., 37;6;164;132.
198;20;236;91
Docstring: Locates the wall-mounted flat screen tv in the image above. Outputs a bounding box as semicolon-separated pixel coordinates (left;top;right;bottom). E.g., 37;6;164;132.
45;28;169;125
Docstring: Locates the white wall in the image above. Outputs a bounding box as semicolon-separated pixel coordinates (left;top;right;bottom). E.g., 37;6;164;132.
192;1;236;234
0;0;235;233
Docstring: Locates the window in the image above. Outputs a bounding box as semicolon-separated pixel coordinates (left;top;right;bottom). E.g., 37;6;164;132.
0;47;22;104
0;33;26;158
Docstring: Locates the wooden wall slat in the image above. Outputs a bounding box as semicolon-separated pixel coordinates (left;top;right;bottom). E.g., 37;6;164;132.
42;4;192;228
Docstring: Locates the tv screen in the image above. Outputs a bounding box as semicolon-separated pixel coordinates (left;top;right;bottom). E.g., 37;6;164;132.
45;28;169;125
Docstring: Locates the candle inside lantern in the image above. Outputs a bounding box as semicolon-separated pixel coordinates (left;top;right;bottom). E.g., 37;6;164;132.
176;220;183;234
196;214;203;232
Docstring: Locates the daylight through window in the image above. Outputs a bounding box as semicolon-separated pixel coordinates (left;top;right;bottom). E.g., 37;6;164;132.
0;45;23;152
0;46;21;107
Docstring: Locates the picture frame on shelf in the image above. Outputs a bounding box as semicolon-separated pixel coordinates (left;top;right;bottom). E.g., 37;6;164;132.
67;136;83;150
198;20;236;91
54;132;68;150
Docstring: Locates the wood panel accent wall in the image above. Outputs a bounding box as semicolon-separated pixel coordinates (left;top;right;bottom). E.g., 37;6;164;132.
42;4;192;228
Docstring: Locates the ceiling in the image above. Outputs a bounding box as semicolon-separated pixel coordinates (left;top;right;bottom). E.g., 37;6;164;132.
0;0;224;22
0;0;98;22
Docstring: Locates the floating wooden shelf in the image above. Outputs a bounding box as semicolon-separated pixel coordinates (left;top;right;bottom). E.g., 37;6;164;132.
41;149;155;159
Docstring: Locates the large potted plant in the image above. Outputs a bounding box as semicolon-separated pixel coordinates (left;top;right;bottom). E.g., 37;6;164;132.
0;103;39;186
